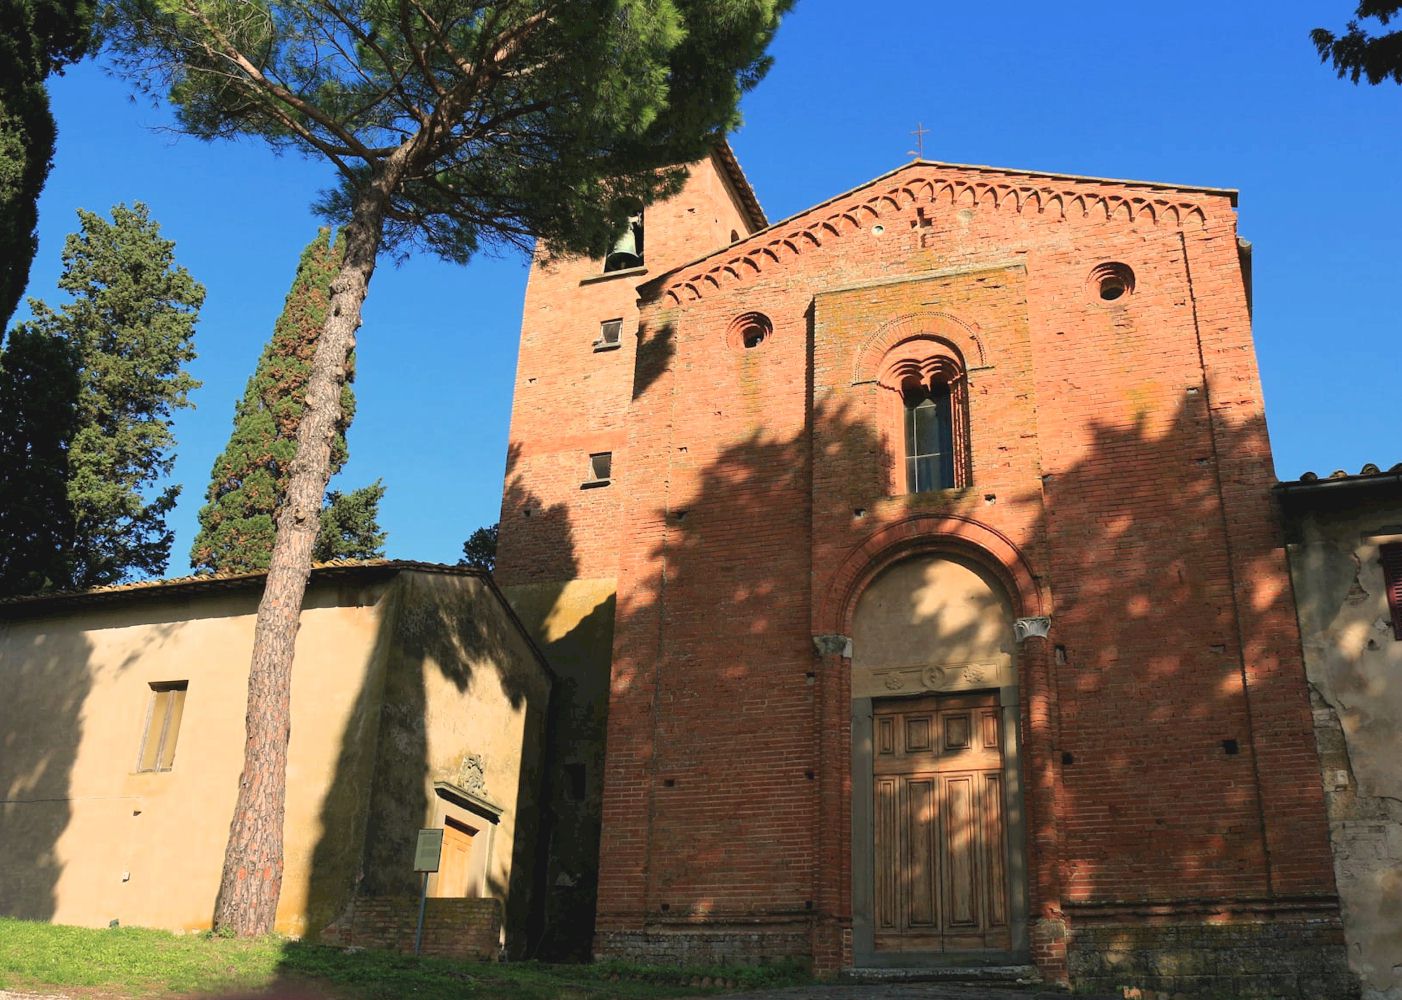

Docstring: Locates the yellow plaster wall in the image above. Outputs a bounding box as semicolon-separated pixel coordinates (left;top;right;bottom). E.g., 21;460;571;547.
0;571;548;941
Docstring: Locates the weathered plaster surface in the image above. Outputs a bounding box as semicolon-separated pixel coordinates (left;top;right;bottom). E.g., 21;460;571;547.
500;577;616;960
0;570;548;950
1286;499;1402;1000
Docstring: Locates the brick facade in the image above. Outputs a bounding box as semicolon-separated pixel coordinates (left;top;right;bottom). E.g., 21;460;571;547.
320;895;502;960
497;150;1353;996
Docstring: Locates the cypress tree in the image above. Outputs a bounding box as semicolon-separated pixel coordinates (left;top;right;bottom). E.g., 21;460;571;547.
20;202;202;590
0;0;95;330
191;229;385;574
314;480;387;562
0;325;80;596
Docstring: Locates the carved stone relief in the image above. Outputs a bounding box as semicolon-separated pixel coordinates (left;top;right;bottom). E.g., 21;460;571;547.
457;753;487;797
856;658;1011;700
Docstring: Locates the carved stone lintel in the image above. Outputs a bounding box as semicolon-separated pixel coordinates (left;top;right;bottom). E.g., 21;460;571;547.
1014;616;1052;643
813;633;853;658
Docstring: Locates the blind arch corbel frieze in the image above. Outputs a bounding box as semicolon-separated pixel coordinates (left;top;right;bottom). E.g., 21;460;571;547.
658;167;1213;305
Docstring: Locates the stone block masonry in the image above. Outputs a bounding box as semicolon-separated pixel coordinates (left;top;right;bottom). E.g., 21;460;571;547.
1069;916;1356;999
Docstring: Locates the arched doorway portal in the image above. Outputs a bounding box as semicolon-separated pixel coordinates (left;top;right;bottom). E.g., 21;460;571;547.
849;553;1029;965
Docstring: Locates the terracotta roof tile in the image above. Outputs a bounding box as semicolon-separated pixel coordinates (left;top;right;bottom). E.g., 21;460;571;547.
1279;462;1402;487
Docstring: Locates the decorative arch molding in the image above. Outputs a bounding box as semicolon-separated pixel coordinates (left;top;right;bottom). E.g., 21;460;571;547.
856;311;986;385
817;514;1046;638
661;167;1214;304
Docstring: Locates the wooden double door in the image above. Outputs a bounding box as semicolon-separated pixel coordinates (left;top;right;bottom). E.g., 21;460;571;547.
872;692;1011;952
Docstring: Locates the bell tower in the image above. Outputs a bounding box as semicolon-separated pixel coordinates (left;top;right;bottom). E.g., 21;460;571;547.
493;141;765;959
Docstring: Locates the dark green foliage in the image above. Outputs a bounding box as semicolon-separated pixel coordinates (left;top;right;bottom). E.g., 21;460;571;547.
459;522;498;572
1314;2;1402;84
314;480;386;562
192;229;384;573
0;325;80;596
102;0;794;264
21;203;203;589
0;0;96;330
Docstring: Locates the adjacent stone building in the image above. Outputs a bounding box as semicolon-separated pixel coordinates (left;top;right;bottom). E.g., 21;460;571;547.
496;144;1357;996
1277;465;1402;1000
0;561;551;959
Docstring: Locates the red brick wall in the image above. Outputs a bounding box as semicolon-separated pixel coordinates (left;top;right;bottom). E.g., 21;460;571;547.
495;151;759;588
320;895;501;960
500;159;1343;992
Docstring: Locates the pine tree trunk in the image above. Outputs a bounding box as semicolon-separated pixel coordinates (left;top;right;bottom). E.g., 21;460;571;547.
211;167;398;936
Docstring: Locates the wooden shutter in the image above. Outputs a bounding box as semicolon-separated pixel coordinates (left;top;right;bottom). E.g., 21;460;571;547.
1381;542;1402;642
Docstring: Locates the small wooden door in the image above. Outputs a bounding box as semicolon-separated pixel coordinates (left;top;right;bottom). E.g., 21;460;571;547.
432;818;481;898
872;693;1009;952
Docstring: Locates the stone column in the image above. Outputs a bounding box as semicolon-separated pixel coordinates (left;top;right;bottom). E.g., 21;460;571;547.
1016;618;1068;984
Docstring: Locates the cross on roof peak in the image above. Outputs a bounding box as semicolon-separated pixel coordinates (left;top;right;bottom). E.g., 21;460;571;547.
908;122;929;159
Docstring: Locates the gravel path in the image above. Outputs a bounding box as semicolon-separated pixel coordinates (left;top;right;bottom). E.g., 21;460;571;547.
694;986;1102;1000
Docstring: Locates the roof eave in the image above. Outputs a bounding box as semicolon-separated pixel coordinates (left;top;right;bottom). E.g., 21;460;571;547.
711;139;768;232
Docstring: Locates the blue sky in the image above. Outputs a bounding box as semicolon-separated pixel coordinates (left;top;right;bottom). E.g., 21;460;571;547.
17;0;1402;571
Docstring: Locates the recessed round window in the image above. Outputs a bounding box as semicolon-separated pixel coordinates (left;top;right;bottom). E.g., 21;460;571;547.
872;224;886;235
1089;262;1135;303
727;311;773;352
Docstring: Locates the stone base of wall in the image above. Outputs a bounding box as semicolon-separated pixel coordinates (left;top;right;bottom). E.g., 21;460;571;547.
321;895;502;961
1067;909;1358;999
595;922;813;967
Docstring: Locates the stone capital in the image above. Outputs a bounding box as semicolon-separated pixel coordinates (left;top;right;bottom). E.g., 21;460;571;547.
812;633;853;658
1013;616;1052;643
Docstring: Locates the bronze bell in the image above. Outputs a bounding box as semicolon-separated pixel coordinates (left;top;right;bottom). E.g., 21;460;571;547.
604;215;643;271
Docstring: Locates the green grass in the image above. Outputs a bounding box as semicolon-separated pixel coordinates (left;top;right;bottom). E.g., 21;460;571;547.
0;918;810;999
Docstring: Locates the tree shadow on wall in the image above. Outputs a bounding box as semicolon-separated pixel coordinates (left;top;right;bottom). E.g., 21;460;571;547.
297;471;571;963
0;617;93;923
1014;396;1304;909
632;321;674;402
595;381;1309;952
494;441;615;960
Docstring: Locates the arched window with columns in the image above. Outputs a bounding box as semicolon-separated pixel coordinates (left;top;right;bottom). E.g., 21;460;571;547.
881;345;970;494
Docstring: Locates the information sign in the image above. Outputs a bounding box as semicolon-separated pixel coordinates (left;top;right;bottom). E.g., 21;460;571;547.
414;828;443;873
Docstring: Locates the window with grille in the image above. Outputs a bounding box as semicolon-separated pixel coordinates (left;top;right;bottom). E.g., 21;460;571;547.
138;681;188;772
903;382;956;493
1381;542;1402;641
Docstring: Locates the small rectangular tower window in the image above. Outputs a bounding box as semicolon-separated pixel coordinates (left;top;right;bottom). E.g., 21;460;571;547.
587;452;612;484
138;681;188;772
595;318;622;350
1381;542;1402;641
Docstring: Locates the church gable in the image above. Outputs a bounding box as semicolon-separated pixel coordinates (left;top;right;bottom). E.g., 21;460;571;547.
648;161;1235;306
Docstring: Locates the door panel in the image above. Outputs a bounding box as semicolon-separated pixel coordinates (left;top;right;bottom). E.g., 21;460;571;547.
873;693;1011;952
875;776;899;932
904;777;938;928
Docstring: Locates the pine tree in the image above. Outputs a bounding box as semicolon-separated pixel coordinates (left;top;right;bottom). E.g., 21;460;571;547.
0;325;80;596
1315;3;1402;85
192;229;383;574
21;202;202;589
106;0;791;933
